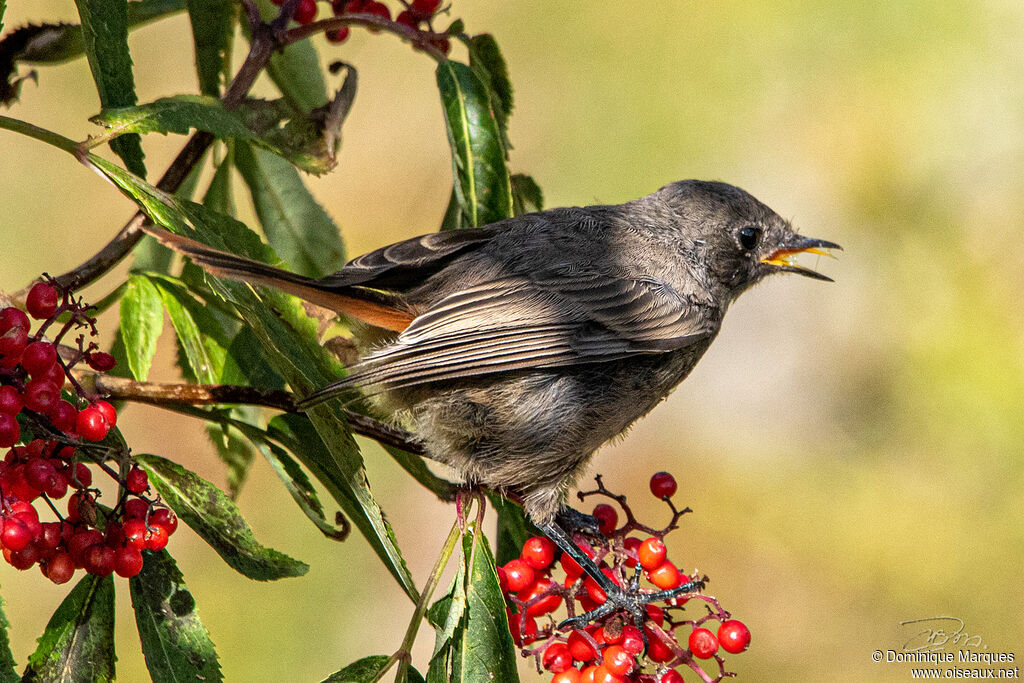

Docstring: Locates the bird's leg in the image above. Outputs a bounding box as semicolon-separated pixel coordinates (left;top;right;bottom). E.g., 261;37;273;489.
538;520;706;631
554;505;603;538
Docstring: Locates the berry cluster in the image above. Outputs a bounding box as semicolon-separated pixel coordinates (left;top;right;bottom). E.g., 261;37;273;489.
272;0;451;53
500;473;750;683
0;280;178;583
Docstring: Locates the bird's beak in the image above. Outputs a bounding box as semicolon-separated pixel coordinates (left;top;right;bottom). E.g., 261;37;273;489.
761;236;842;282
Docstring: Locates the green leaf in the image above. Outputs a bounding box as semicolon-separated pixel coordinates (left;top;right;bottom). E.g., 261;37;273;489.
511;173;544;216
129;549;222;683
119;273;163;380
322;655;391;682
436;61;513;228
203;152;235;215
23;574;116;682
253;0;328;112
467;34;513;118
439;188;463;232
220;326;285;389
185;0;234;97
136;452;309;580
74;0;146;176
234;142;345;277
84;153;415;600
90;95;343;174
148;273;228;384
450;524;519;683
0;590;17;683
0;1;6;36
487;492;539;566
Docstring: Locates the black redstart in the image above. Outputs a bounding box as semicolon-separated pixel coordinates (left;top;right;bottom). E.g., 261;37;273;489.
146;179;839;612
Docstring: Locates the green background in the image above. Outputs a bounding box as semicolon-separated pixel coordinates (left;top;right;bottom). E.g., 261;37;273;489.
1;1;1022;681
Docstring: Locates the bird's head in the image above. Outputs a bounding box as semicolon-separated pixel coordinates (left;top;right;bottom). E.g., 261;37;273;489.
659;180;841;298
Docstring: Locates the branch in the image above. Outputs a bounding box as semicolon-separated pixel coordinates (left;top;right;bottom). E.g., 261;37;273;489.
89;374;426;455
282;13;449;62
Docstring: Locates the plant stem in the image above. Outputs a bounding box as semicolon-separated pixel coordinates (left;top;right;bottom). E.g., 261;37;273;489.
282;14;448;62
0;115;79;153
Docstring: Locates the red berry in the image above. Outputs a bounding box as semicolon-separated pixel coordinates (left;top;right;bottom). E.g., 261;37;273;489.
687;628;719;659
49;401;78;433
647;560;681;590
620;625;644;655
38;522;63;551
645;628;674;662
1;517;32;551
331;0;347;14
145;524;169;551
552;669;582;683
660;671;684;683
395;10;417;28
0;413;19;448
0;307;30;336
150;508;178;535
44;551;75;584
411;0;441;15
521;536;555;569
364;1;390;20
602;644;634;677
591;665;625;683
125;466;148;494
717;619;751;654
517;578;562;617
21;342;57;377
567;629;600;662
429;36;451;55
293;0;317;23
343;0;366;12
42;360;66;391
123;519;148;549
584;567;619;604
8;543;40;569
326;27;350;43
25;458;58;491
507;611;538;646
45;472;68;499
637;537;667;570
649;471;677;499
84;543;115;576
68;529;103;565
622;536;641;568
592;504;618;536
0;386;22;415
114;545;144;578
646;604;665;625
71;462;92;488
93;401;116;428
26;283;59;319
0;326;28;359
502;558;535;592
23;379;60;415
542;642;574;673
85;351;116;372
76;407;109;441
124;497;149;519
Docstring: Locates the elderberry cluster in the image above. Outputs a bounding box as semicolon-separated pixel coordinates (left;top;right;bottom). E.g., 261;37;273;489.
500;473;751;683
273;0;452;53
0;280;178;583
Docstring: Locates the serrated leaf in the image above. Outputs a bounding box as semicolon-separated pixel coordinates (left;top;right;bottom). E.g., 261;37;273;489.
487;492;539;566
91;95;343;174
253;0;327;112
203;152;234;215
185;0;233;97
85;153;416;600
147;273;228;384
220;325;285;389
436;61;513;228
74;0;145;176
136;452;308;580
511;173;544;216
0;590;17;683
322;655;391;682
450;524;519;683
23;574;115;682
467;34;513;118
119;273;163;380
234;142;345;277
129;549;222;683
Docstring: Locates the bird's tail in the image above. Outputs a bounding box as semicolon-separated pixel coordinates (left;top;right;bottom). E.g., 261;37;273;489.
141;227;415;332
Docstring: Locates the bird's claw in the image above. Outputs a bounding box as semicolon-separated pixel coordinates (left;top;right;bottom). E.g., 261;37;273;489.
557;576;707;631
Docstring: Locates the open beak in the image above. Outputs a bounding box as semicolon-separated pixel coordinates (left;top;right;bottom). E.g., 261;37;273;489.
761;236;842;282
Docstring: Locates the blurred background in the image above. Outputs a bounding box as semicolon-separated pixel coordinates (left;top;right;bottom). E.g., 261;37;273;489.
2;1;1022;681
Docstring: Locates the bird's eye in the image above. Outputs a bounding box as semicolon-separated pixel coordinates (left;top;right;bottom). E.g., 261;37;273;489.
738;225;761;251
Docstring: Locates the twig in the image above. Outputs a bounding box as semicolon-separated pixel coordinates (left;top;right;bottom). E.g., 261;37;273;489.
89;374;425;454
282;13;449;62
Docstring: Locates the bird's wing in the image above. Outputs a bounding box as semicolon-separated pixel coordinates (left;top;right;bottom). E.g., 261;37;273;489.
300;267;716;405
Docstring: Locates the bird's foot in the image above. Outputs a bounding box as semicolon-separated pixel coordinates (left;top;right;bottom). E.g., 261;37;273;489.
558;571;706;632
554;505;603;539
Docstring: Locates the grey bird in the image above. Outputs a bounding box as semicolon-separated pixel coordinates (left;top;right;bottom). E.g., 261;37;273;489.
146;179;839;617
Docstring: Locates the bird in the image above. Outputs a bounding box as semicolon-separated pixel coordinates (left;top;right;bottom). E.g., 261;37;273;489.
144;179;839;618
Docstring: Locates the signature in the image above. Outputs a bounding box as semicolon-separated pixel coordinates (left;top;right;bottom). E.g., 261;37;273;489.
900;617;985;652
